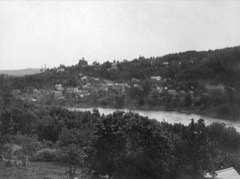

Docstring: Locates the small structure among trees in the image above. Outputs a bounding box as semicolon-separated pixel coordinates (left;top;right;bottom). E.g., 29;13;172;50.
78;58;88;67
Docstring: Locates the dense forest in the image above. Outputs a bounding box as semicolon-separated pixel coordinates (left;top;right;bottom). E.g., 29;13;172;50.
1;95;240;178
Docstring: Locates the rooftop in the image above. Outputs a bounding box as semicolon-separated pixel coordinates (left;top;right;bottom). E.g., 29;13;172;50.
205;167;240;179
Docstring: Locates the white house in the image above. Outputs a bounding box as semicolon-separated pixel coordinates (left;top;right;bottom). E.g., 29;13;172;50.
66;87;79;94
205;83;225;92
151;76;162;81
57;68;65;72
53;91;64;100
55;84;63;91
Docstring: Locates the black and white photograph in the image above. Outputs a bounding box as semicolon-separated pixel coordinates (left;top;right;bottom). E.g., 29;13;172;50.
0;1;240;178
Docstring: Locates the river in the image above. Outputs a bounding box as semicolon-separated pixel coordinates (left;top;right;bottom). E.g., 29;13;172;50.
69;107;240;132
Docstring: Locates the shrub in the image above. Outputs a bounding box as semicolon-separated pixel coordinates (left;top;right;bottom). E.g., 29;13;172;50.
14;134;43;157
33;148;58;162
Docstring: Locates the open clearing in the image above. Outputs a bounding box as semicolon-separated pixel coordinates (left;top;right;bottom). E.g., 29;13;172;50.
0;161;87;179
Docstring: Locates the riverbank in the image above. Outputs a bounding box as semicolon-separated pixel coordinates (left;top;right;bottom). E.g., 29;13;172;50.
68;105;240;132
60;92;240;121
66;102;223;121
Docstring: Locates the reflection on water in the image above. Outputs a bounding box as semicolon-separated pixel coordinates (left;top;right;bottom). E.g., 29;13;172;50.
69;107;240;132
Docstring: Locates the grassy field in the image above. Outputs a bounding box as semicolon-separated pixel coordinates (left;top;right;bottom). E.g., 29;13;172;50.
0;161;87;179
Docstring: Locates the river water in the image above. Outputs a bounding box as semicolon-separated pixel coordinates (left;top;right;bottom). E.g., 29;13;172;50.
69;107;240;132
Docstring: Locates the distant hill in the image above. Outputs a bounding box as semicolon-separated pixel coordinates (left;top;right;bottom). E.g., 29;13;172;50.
0;68;40;76
6;46;240;89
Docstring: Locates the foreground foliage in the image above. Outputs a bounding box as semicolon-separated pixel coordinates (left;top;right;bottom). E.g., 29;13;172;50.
1;97;240;178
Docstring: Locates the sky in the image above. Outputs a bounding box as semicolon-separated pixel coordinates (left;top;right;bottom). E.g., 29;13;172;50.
0;1;240;70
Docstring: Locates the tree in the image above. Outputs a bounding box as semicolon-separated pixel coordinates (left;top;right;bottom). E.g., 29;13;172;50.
186;119;209;177
59;144;86;179
90;112;176;178
92;61;100;66
58;127;89;179
114;95;124;108
1;79;13;106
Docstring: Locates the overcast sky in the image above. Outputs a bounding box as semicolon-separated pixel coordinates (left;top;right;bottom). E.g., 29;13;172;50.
0;1;240;70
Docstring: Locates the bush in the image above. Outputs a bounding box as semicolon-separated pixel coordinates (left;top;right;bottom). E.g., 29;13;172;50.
33;148;58;162
14;134;43;157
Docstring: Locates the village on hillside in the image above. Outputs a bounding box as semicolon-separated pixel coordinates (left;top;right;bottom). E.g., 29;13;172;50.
11;66;228;111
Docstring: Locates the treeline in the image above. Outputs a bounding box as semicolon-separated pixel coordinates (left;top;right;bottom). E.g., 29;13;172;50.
1;98;240;178
1;46;239;90
77;46;240;88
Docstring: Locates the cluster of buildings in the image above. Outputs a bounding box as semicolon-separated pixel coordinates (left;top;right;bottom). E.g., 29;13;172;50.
52;77;130;100
11;71;228;105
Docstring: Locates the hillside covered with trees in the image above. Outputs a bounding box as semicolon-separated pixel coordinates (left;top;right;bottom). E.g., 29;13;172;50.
1;46;240;120
5;46;240;88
